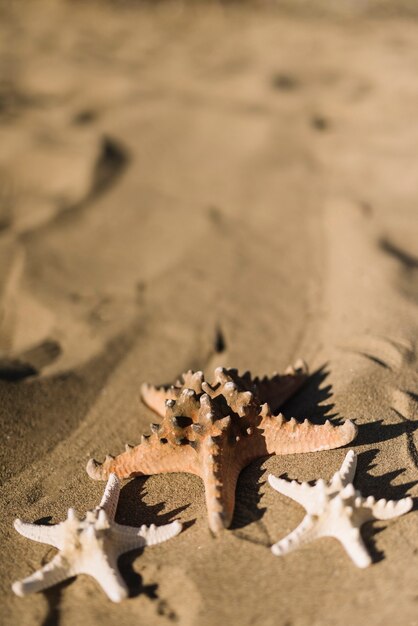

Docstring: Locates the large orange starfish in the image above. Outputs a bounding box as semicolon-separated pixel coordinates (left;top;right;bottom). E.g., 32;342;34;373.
87;362;357;533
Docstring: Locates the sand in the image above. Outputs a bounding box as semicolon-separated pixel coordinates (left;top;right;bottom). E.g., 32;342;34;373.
1;1;418;624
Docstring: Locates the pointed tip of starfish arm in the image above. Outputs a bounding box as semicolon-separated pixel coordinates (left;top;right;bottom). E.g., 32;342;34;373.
11;574;60;598
139;382;157;406
268;473;293;495
330;448;358;489
140;381;177;416
321;419;357;448
86;457;108;480
342;533;373;568
164;518;182;538
270;530;307;557
399;496;414;515
372;495;413;520
168;519;183;539
103;472;121;494
139;381;151;396
267;473;279;489
340;449;357;475
14;518;39;540
141;519;183;545
11;580;25;597
107;586;129;603
156;519;183;542
173;519;183;532
271;542;286;556
107;472;120;485
208;512;229;534
14;517;34;539
358;555;372;568
320;419;358;451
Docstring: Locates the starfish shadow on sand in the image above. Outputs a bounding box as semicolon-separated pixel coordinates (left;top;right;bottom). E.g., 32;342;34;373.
354;418;418;448
230;459;270;546
40;562;164;626
354;449;418;500
115;477;192;599
287;367;418;479
279;365;338;423
41;579;74;626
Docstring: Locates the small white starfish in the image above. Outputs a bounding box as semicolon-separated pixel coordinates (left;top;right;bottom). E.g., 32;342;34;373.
12;474;182;602
268;450;413;568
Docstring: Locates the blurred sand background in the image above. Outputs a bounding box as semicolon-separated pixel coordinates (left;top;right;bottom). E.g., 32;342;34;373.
2;1;418;624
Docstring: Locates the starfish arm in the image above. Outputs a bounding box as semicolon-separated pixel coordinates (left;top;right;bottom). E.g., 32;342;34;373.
12;554;71;597
330;450;357;490
87;437;199;481
83;549;128;603
271;514;319;556
112;520;182;554
203;466;240;533
14;519;63;549
263;415;357;455
252;360;309;411
331;526;372;568
140;383;178;418
370;496;413;520
97;473;121;521
268;474;319;510
199;433;258;533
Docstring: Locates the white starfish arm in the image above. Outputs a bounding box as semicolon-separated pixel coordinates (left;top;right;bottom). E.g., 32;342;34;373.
82;550;128;603
331;526;372;568
268;474;325;513
98;473;121;521
271;514;318;556
370;496;413;520
14;519;63;549
330;450;357;490
12;553;71;597
137;520;182;546
112;520;182;553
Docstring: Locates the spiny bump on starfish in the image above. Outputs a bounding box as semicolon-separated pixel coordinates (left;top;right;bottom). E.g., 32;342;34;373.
87;363;357;533
268;450;413;568
12;474;182;602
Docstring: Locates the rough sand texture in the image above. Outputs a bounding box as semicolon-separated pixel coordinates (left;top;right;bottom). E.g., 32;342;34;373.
1;2;418;625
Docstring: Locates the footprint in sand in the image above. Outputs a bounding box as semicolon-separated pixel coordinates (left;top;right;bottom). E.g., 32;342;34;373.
0;234;120;378
379;237;418;305
339;332;418;470
0;237;56;378
340;334;414;371
0;112;133;376
148;565;201;626
0;115;129;234
391;388;418;471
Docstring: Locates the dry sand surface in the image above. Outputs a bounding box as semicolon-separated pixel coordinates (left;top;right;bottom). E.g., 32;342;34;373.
2;1;418;624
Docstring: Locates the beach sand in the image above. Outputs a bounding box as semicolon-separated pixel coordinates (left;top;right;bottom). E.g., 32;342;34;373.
1;1;418;624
